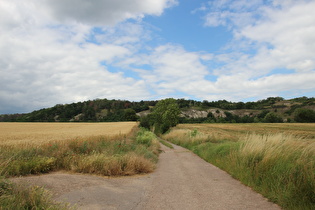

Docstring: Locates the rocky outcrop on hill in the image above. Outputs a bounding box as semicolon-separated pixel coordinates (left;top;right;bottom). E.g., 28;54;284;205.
136;110;151;118
180;109;227;119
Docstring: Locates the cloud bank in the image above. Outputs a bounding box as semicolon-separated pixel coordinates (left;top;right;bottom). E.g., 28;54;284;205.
0;0;314;113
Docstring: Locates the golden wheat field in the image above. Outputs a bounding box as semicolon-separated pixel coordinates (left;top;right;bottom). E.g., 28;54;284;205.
0;122;137;146
174;123;315;141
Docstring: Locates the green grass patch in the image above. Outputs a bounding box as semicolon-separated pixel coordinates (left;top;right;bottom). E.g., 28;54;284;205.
159;139;174;149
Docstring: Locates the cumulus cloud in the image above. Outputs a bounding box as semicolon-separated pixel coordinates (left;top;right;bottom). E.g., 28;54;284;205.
0;0;178;28
196;0;315;100
0;0;314;114
240;1;315;73
0;0;176;113
204;0;264;28
43;0;178;26
131;44;215;97
0;28;149;113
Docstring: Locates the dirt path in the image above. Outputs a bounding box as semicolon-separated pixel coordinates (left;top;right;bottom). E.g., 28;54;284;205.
12;143;280;210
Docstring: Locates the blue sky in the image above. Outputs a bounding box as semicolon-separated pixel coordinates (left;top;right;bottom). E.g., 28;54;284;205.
143;0;232;52
0;0;315;114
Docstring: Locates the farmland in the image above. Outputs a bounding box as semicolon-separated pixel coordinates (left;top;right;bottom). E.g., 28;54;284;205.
0;122;160;177
171;123;315;140
0;122;137;146
163;123;315;210
0;122;159;209
1;122;314;209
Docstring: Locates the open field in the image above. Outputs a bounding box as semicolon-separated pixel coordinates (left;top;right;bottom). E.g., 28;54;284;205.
163;123;315;210
0;123;159;209
174;123;315;140
0;122;159;178
0;122;137;146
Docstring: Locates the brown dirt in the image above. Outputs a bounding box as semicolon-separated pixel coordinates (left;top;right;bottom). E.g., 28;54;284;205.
12;143;280;210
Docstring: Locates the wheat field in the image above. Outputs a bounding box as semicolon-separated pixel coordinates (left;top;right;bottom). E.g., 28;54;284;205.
175;123;315;141
0;122;137;146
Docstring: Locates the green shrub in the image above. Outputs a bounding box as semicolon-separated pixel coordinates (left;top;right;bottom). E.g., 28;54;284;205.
294;108;315;122
136;129;157;146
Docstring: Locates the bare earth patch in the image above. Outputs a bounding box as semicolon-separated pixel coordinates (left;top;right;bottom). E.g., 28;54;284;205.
12;143;280;210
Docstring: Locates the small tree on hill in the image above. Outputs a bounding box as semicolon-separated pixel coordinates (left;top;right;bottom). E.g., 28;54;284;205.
124;108;138;121
264;112;283;123
294;108;315;122
149;98;180;134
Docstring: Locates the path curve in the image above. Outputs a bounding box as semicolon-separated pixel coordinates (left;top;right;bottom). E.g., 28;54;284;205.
13;143;280;210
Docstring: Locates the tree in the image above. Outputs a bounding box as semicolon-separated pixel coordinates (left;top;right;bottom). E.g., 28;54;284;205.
150;98;180;134
264;112;283;123
124;108;138;121
139;114;153;130
294;108;315;122
257;110;270;119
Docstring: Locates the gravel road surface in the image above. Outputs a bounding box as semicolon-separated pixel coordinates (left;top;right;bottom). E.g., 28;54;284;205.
13;143;280;210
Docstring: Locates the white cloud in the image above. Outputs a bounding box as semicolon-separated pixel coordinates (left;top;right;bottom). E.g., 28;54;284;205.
0;28;149;113
43;0;178;26
0;0;176;113
195;0;315;101
204;0;264;28
0;0;314;114
0;0;178;28
116;0;313;103
132;44;214;97
240;1;315;73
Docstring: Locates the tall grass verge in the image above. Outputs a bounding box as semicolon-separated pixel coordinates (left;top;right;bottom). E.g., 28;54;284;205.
163;128;315;210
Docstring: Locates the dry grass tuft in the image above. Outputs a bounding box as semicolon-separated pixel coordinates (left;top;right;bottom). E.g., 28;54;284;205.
124;154;155;175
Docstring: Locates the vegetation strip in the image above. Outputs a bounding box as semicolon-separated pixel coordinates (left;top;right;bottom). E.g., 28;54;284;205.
158;138;174;149
0;127;159;209
162;124;315;210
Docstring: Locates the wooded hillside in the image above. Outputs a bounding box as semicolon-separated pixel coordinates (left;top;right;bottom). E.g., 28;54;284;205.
1;97;314;123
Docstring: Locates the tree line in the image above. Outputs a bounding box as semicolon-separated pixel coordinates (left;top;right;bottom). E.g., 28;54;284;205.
0;97;314;124
0;99;157;122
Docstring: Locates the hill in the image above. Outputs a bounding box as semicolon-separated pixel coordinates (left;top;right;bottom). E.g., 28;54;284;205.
1;97;315;123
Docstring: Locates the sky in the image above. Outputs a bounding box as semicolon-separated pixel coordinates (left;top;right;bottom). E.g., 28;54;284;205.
1;0;315;114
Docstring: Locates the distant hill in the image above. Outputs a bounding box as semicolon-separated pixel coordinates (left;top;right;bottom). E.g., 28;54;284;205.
1;97;315;123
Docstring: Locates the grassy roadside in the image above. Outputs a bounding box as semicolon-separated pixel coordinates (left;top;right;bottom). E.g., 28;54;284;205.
162;125;315;210
158;138;174;149
0;127;159;209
